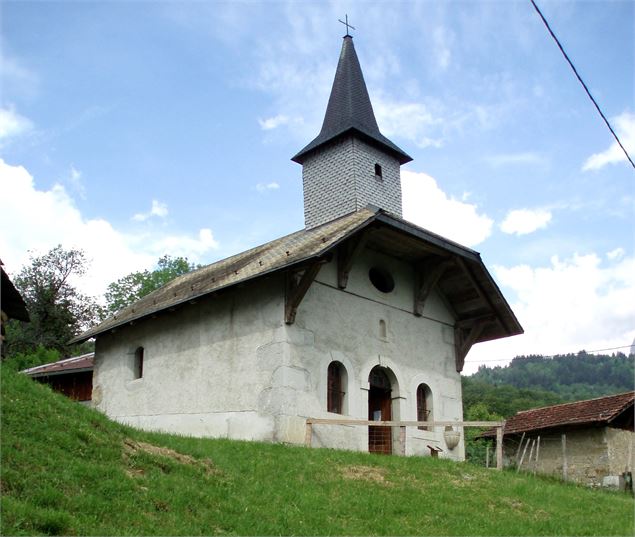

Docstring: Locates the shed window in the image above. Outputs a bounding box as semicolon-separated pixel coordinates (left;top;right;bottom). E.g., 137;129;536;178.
417;383;432;430
327;361;346;414
374;163;383;180
134;347;144;380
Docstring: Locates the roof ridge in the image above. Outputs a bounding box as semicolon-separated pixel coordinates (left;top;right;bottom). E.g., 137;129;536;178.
21;352;95;374
515;391;635;415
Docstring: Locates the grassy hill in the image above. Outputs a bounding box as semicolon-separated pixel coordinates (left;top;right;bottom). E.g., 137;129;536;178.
2;367;633;536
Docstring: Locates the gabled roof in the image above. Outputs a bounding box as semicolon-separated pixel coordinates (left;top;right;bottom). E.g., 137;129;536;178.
72;207;522;351
22;352;95;378
292;36;411;165
485;392;635;437
1;263;29;322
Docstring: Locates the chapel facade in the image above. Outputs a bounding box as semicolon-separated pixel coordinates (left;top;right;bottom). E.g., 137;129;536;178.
76;34;522;459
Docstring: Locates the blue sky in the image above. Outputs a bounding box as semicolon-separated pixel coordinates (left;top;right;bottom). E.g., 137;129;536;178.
1;1;633;372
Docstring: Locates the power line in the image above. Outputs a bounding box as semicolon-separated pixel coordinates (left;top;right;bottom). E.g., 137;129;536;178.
530;0;635;170
466;344;634;364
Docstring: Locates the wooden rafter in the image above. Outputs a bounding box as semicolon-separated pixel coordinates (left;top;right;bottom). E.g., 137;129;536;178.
456;314;497;329
413;259;452;316
455;257;508;332
337;231;370;289
285;262;322;324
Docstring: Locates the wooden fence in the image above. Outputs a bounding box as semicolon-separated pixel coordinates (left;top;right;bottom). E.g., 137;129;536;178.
305;418;505;469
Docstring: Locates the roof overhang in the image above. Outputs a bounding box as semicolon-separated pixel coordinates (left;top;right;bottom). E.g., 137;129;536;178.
72;209;522;361
291;126;412;165
1;266;29;322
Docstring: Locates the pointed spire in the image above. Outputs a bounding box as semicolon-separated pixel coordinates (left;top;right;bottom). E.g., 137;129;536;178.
292;36;411;165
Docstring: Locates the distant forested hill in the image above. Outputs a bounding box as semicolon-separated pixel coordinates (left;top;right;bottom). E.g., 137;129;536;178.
470;352;634;400
462;352;634;420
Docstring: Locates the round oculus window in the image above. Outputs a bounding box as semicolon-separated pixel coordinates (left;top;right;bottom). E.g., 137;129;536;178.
369;267;395;293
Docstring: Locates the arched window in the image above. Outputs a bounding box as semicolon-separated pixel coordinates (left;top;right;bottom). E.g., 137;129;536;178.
134;347;144;380
379;319;387;339
327;361;346;414
417;383;432;430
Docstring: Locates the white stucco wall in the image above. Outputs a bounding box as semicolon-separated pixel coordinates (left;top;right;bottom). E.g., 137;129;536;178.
277;249;464;460
92;278;286;441
93;246;464;459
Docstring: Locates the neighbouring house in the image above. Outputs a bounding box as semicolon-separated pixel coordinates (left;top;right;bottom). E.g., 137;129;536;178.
22;353;95;403
1;260;30;358
73;34;522;458
484;392;634;487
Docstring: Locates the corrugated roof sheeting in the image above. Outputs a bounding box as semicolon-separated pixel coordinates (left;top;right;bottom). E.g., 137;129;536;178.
22;352;95;377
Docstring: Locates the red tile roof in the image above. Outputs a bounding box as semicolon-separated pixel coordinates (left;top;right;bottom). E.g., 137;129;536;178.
22;353;94;377
498;392;635;436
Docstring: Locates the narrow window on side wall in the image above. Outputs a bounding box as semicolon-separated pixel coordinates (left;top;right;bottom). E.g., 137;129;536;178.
134;346;144;380
327;361;346;414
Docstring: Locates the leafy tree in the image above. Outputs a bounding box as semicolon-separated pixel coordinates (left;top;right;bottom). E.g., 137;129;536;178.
464;402;503;466
2;346;62;372
4;246;102;358
105;255;198;314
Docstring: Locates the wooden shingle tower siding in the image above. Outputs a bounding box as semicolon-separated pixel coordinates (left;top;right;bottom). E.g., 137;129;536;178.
292;36;411;229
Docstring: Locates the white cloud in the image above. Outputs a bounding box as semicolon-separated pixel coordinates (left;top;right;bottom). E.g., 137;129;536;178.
256;182;280;192
485;152;545;167
607;247;625;261
375;98;445;148
0;160;219;298
583;111;635;171
401;170;493;247
67;165;86;199
0;105;32;142
258;114;302;131
133;199;169;222
500;208;552;236
0;51;38;98
432;26;453;70
464;252;635;374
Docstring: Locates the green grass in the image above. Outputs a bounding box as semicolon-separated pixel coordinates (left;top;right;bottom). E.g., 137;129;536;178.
2;367;633;536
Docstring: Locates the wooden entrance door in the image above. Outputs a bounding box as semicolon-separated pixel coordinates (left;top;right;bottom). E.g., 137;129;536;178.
368;368;392;454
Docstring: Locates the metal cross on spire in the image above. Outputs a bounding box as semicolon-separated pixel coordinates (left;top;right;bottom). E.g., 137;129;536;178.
338;14;355;37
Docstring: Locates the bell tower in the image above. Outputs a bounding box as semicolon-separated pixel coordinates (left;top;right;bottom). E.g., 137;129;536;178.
292;34;412;229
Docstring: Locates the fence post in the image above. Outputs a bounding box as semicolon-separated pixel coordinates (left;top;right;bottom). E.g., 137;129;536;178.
496;426;503;470
304;420;313;447
399;426;406;456
515;432;526;465
534;435;541;476
561;433;567;481
517;437;530;472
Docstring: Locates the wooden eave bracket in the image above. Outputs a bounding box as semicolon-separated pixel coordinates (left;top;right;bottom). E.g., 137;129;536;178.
337;231;371;289
454;321;487;373
285;262;323;324
414;259;453;316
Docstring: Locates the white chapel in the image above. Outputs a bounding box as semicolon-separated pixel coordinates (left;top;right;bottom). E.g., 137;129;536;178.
75;33;522;459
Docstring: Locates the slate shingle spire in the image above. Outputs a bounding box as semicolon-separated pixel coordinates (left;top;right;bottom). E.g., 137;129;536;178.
294;36;412;229
292;36;411;165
